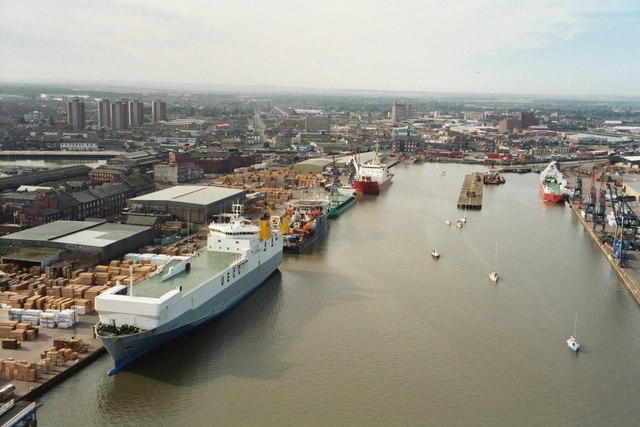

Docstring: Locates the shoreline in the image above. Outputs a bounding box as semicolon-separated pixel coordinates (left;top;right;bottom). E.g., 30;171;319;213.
567;199;640;305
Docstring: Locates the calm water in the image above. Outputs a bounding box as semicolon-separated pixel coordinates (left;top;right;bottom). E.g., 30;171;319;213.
38;164;640;426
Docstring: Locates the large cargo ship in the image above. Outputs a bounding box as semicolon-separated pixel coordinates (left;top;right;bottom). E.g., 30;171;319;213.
281;199;330;253
540;161;566;202
95;205;283;374
349;153;393;195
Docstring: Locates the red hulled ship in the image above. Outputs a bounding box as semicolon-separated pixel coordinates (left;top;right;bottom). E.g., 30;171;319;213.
349;153;393;195
539;161;567;202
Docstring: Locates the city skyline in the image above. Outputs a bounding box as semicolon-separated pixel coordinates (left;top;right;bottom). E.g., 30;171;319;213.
1;0;639;97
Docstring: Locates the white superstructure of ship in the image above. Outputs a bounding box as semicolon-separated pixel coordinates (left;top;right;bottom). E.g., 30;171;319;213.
95;204;283;374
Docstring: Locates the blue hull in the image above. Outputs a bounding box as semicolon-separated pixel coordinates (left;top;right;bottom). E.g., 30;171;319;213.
100;253;282;375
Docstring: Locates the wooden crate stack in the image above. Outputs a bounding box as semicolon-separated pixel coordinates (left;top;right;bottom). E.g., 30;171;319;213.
0;320;39;341
53;338;89;354
160;220;184;236
42;346;79;365
0;358;42;382
0;259;159;316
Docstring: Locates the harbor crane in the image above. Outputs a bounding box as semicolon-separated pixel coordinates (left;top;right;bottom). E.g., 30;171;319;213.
583;175;597;221
592;178;607;235
572;175;583;203
607;182;639;264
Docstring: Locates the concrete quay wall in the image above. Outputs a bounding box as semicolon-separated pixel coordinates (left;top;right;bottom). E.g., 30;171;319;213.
568;200;640;305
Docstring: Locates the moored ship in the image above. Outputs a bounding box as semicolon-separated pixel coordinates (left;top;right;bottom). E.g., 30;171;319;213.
483;167;506;185
281;199;330;253
540;161;567;202
328;193;356;218
95;205;283;374
349;152;393;195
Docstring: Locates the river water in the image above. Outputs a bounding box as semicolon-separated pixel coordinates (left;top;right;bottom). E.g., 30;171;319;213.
37;163;640;426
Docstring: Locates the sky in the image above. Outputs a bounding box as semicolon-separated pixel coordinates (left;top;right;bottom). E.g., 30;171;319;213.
1;0;640;97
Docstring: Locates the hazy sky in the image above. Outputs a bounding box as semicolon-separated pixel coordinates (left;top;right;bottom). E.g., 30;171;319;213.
1;0;639;96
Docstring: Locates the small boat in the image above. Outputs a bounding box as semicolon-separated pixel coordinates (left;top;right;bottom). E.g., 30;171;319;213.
567;313;580;352
483;166;506;185
441;171;446;176
444;220;451;226
456;220;463;228
489;242;499;282
431;249;440;259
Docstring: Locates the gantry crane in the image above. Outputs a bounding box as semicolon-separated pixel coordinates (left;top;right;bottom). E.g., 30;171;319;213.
607;183;639;264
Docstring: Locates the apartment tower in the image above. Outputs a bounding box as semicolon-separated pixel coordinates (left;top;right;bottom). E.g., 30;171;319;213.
152;100;167;124
110;101;128;130
97;99;111;128
128;100;144;127
67;99;86;130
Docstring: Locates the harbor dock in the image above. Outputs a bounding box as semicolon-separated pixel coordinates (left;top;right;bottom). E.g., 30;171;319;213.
0;314;104;401
567;199;640;306
457;172;483;210
562;164;640;306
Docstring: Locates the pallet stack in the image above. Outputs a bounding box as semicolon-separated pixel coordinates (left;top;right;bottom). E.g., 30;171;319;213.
53;337;89;354
0;320;38;342
0;358;42;382
0;259;159;322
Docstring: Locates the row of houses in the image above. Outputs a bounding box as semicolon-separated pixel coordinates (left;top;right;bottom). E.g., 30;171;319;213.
1;175;154;228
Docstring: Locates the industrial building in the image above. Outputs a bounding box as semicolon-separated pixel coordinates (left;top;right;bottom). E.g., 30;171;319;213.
0;220;153;266
128;185;246;223
292;158;333;173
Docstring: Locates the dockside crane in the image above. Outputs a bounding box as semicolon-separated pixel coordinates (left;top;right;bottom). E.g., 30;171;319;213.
572;175;583;203
583;175;597;221
593;179;607;236
607;183;639;264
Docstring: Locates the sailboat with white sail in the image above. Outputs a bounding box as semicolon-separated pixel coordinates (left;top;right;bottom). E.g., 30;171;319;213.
567;313;580;352
489;242;499;282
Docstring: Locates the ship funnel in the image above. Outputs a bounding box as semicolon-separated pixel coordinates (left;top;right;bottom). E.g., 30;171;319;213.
259;218;270;240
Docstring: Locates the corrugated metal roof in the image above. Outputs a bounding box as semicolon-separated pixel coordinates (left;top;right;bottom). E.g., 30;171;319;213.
0;221;149;248
296;158;333;167
52;223;148;247
130;185;244;205
0;220;100;242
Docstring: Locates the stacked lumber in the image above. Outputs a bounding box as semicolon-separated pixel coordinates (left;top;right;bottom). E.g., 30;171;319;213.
53;337;89;354
1;338;20;349
0;358;42;382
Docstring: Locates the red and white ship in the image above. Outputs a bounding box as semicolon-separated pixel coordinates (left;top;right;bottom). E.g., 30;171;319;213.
349;152;393;195
539;161;566;203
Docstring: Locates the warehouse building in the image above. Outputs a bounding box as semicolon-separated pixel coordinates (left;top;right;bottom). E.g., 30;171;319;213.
0;220;153;266
127;185;246;224
292;158;333;173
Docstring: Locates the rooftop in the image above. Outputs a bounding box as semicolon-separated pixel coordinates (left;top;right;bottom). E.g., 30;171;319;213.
130;185;245;206
0;220;150;248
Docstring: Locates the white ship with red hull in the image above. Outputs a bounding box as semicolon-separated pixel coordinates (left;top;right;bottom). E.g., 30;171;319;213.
349;153;393;195
540;161;566;203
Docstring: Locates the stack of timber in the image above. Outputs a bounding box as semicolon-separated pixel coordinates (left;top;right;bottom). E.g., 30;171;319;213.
0;321;38;342
0;358;43;382
0;259;160;323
